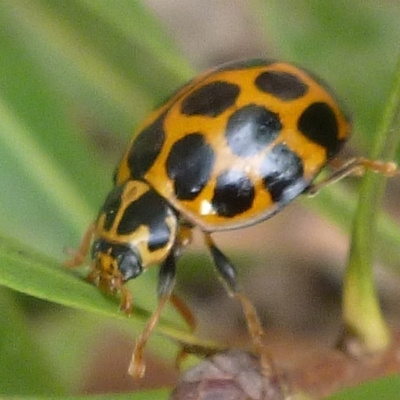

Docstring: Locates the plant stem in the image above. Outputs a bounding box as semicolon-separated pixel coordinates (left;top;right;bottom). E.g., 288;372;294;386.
343;53;400;352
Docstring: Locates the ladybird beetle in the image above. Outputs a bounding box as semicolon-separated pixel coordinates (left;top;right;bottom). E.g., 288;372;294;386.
66;59;398;379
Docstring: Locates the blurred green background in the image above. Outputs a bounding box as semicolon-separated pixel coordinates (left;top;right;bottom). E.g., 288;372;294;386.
0;1;400;398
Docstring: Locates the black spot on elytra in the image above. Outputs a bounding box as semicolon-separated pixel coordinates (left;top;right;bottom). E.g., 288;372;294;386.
127;112;166;180
226;105;282;157
211;170;255;217
166;133;215;200
181;81;240;117
255;70;308;100
261;144;305;203
298;102;342;159
118;189;172;252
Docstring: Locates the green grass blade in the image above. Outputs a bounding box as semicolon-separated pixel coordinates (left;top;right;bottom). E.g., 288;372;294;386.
1;0;150;125
76;0;194;80
0;289;65;395
326;374;400;400
0;389;169;400
0;233;218;350
1;0;194;135
0;97;93;237
343;53;400;351
306;181;400;271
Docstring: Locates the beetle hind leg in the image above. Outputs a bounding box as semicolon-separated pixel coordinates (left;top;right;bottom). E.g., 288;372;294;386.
307;157;398;195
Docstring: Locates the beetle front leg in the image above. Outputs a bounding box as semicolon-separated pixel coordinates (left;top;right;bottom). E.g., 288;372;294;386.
120;285;133;315
128;250;177;379
64;223;96;268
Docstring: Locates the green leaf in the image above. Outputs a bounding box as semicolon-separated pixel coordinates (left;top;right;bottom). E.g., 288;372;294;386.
0;233;218;348
0;0;193;135
0;288;65;395
75;0;194;80
326;374;400;400
0;231;218;394
0;95;94;255
0;389;169;400
342;53;400;351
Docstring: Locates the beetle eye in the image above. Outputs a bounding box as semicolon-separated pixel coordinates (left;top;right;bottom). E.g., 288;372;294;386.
117;251;142;281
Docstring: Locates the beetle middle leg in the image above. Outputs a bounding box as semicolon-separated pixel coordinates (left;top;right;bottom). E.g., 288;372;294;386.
204;233;276;378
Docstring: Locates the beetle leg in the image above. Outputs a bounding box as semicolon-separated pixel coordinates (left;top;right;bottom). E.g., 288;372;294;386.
306;157;398;195
169;292;198;369
64;223;96;267
169;293;196;332
204;233;276;379
178;220;193;246
128;250;177;379
120;285;134;315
